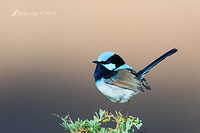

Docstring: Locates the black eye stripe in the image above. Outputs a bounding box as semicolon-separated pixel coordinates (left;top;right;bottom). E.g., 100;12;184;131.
99;61;111;64
100;61;107;64
107;54;125;68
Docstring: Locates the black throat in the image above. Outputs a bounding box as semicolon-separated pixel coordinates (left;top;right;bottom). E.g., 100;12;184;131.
94;63;117;82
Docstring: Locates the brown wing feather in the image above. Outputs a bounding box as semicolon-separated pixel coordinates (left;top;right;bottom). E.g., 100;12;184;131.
105;69;144;92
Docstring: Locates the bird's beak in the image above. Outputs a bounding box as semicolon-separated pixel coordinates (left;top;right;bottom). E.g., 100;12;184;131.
93;61;99;63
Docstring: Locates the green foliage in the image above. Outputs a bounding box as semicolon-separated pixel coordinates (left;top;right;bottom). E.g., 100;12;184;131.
53;109;143;133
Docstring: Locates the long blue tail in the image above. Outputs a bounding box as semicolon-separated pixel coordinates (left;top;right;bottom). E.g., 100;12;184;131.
136;48;178;77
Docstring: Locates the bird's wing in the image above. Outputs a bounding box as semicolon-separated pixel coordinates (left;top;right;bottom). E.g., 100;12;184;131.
105;69;144;92
142;78;151;90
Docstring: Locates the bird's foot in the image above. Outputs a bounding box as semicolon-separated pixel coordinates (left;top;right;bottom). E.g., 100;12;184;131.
104;109;110;118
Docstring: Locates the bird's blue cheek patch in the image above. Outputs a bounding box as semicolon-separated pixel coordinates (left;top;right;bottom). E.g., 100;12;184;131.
114;64;133;71
102;63;116;70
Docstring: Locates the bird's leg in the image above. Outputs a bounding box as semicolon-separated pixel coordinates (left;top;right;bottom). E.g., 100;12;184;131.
104;100;120;117
125;99;131;119
105;100;120;111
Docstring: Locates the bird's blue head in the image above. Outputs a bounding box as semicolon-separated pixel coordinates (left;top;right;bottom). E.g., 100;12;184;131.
93;52;132;81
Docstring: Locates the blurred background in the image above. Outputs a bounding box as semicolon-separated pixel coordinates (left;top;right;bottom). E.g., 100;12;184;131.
0;0;200;133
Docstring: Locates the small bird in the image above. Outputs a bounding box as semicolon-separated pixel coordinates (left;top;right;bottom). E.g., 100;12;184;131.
93;48;178;118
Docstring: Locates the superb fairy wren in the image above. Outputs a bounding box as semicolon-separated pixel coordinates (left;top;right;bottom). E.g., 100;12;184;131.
93;48;178;118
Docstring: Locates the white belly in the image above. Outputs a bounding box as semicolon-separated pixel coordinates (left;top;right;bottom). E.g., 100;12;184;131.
96;78;139;103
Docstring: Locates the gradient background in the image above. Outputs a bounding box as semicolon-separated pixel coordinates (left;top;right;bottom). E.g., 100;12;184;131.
1;0;200;133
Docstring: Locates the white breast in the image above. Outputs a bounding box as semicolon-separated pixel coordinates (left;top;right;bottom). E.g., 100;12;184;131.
96;78;140;103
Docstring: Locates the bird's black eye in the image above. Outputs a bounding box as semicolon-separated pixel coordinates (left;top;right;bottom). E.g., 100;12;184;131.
106;61;111;64
100;61;107;64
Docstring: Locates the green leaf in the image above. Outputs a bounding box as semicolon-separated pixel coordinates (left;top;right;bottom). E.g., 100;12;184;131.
102;118;110;123
95;111;99;119
64;115;68;120
121;122;126;131
115;110;119;116
94;123;101;130
82;123;89;129
118;112;122;116
99;109;105;119
126;119;131;129
136;123;143;129
100;128;107;133
129;115;134;119
120;117;125;123
93;115;98;123
136;117;139;123
128;128;134;133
